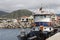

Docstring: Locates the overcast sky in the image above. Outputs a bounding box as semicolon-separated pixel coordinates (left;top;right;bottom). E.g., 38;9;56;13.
0;0;60;13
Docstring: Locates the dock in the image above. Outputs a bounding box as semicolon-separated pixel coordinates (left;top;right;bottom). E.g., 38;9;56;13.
46;32;60;40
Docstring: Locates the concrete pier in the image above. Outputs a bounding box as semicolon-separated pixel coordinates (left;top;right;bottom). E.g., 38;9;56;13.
46;32;60;40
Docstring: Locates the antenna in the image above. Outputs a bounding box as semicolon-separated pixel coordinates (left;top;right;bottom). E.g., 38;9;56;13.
39;3;43;10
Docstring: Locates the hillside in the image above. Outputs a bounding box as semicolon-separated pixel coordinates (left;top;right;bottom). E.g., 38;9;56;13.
2;9;33;18
0;11;8;17
56;14;60;16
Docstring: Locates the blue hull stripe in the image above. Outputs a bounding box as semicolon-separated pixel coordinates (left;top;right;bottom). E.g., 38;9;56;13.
35;22;49;26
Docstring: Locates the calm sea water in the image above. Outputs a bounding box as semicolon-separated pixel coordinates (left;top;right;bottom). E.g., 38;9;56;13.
0;29;21;40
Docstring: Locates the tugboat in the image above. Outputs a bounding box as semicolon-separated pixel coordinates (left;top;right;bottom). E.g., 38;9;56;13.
34;7;55;32
17;8;58;40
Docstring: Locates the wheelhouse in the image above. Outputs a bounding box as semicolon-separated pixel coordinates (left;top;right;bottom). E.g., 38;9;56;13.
34;14;52;26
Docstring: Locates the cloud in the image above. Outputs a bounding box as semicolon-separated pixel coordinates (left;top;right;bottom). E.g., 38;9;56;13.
0;0;60;13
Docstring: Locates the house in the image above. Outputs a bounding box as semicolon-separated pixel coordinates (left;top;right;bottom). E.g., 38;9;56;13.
20;16;29;22
20;16;34;28
56;15;60;24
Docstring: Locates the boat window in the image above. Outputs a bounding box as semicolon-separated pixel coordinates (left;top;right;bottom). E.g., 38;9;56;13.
46;16;51;18
39;15;43;18
34;15;44;19
43;15;46;18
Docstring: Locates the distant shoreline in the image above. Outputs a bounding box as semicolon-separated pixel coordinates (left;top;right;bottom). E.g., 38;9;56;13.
0;27;31;29
0;27;21;29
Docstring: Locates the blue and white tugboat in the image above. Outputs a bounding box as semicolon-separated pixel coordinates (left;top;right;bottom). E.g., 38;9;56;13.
34;7;55;32
17;8;58;40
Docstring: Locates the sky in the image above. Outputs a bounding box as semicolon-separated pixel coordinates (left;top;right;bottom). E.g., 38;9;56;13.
0;0;60;13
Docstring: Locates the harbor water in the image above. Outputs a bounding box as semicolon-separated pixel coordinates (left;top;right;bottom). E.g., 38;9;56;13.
0;29;20;40
0;28;28;40
0;28;32;40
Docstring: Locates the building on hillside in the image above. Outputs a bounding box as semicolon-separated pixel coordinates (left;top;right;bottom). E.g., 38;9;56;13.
20;16;34;28
56;15;60;26
20;16;28;22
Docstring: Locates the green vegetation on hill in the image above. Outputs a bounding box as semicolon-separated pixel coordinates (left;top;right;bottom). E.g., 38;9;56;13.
1;9;33;18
